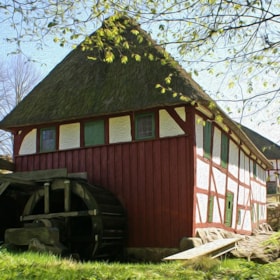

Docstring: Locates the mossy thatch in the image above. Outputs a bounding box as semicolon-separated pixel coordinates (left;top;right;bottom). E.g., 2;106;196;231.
0;16;209;129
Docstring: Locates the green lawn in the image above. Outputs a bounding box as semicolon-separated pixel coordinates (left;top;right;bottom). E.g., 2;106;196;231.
1;248;280;280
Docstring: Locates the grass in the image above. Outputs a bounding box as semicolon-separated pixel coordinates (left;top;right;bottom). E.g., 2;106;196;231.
1;248;280;280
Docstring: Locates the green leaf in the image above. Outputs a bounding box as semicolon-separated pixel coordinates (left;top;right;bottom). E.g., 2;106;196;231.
148;53;154;61
131;29;139;36
105;51;115;63
165;74;172;85
121;56;128;64
87;56;97;61
134;54;141;62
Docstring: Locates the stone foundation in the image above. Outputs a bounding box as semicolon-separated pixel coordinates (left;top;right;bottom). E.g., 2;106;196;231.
267;203;280;231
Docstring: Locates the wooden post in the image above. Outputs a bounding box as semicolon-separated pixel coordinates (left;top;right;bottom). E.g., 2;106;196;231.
44;182;50;214
64;180;71;212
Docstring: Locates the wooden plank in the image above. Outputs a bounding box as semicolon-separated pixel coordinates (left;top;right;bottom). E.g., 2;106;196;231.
0;168;67;182
0;158;15;171
163;238;240;260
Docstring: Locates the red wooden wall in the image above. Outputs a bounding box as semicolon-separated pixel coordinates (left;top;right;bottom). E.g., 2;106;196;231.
15;135;194;248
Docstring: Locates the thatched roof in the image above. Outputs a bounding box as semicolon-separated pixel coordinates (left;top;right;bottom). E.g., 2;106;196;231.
240;125;280;159
0;16;273;168
0;16;210;130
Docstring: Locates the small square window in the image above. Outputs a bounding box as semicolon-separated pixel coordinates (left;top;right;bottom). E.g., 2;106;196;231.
135;113;155;140
84;120;105;146
40;127;56;152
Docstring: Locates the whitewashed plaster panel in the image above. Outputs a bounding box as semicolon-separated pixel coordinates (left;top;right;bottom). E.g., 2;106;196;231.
59;123;80;150
239;151;245;183
244;156;250;185
260;186;267;203
212;127;221;165
109;116;132;144
259;204;266;220
213;197;224;223
211;167;226;195
196;158;210;190
227;177;238;194
19;129;37;155
238;186;250;206
228;140;239;178
196;193;208;223
236;210;251;231
175;107;186;121
251;181;260;202
159;109;185;138
195;115;204;156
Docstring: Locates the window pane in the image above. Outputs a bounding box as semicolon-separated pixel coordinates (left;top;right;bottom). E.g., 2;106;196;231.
84;120;105;146
40;127;56;152
135;113;155;139
203;121;212;159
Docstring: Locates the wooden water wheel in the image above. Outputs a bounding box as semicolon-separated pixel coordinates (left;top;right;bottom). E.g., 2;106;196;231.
4;178;126;260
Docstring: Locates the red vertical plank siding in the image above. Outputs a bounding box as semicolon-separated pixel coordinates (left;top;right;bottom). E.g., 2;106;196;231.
160;139;171;245
144;141;154;245
114;145;123;197
120;144;130;207
72;150;79;172
129;143;139;245
136;142;146;246
92;147;101;185
100;146;108;188
169;138;179;245
152;141;162;246
59;151;66;169
52;152;59;169
107;145;116;194
14;135;194;248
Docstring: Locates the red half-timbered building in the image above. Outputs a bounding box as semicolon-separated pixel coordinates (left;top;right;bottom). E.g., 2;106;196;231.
0;16;272;255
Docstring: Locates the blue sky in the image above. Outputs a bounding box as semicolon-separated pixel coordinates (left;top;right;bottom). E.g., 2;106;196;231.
1;21;279;144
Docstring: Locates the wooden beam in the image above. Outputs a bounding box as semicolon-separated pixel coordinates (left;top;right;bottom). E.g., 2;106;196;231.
163;238;241;260
21;209;97;222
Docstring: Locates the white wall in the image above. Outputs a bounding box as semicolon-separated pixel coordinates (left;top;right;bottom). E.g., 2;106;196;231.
159;109;185;138
59;123;80;150
109;116;132;144
19;129;37;155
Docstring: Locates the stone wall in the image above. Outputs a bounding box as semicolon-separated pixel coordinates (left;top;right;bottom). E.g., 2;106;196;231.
267;203;280;231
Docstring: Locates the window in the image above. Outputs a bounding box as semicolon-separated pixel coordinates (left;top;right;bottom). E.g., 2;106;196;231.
135;113;155;140
84;120;105;146
253;162;257;178
40;127;56;152
208;195;214;223
221;132;229;168
203;121;212;159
